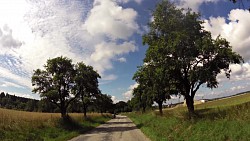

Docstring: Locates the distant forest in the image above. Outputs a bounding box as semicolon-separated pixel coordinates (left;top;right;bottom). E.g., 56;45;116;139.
0;92;132;113
0;92;72;113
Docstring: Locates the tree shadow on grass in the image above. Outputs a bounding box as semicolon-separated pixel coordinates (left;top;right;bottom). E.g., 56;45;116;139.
136;123;144;129
84;116;106;124
58;116;83;130
57;116;95;133
180;108;228;121
57;115;113;134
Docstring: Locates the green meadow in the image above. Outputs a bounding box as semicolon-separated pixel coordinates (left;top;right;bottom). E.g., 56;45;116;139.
126;93;250;141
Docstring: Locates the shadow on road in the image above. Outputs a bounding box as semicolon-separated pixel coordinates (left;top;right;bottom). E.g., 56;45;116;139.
114;116;127;119
107;121;133;124
91;126;138;134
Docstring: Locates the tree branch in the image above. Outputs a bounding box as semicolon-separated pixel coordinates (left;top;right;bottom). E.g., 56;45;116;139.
191;82;203;98
50;99;60;108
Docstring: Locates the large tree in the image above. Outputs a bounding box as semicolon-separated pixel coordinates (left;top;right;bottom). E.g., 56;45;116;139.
133;65;171;115
131;84;153;113
142;0;243;117
32;56;76;118
74;62;101;118
94;94;114;114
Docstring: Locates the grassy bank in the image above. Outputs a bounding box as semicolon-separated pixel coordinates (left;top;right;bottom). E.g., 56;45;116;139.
0;108;111;141
126;93;250;141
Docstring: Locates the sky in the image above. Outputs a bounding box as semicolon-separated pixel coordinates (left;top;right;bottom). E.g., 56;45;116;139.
0;0;250;103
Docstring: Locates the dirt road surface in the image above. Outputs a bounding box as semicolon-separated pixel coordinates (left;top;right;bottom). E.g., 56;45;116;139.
69;115;150;141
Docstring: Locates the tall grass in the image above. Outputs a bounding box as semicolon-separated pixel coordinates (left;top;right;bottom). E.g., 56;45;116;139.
0;108;111;141
126;93;250;141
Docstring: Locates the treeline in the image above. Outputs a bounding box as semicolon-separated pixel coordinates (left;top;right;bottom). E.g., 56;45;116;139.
0;91;132;114
0;92;39;112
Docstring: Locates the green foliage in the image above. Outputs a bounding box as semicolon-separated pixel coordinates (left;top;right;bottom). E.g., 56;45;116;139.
133;62;173;114
0;92;42;112
137;0;244;115
32;56;103;118
74;62;101;118
130;84;153;112
94;94;114;113
32;56;76;118
115;101;132;113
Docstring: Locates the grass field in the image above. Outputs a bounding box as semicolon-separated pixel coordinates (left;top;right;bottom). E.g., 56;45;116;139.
126;93;250;141
0;109;111;141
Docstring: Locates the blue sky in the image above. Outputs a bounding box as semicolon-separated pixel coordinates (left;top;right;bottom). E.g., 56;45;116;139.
0;0;250;103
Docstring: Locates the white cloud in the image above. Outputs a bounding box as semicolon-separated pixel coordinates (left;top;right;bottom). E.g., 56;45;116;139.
111;95;121;103
90;41;137;74
0;0;140;98
202;9;250;89
0;25;22;48
102;74;118;81
118;57;127;62
0;66;31;89
1;0;91;74
0;81;24;89
203;9;250;61
20;93;36;99
10;91;36;99
122;82;138;101
217;63;250;82
116;0;143;4
84;0;139;40
177;0;220;12
231;85;245;91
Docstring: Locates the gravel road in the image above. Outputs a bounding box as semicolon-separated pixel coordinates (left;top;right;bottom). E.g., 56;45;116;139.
69;115;150;141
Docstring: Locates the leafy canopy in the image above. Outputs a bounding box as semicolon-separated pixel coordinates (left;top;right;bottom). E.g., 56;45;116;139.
32;56;102;118
137;0;244;115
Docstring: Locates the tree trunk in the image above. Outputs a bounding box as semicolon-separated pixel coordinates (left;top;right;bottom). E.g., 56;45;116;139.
142;104;146;113
83;104;87;118
185;95;195;118
61;107;67;119
158;101;163;115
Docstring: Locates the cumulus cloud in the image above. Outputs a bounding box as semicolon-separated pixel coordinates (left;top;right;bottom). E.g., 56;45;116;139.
123;83;138;101
217;63;250;82
171;7;250;98
118;57;126;62
84;0;139;40
111;95;121;103
203;9;250;61
0;25;22;48
201;9;250;96
177;0;220;12
84;0;139;77
116;0;143;4
90;41;137;74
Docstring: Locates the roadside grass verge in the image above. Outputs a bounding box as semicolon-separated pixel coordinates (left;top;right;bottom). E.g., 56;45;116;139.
126;93;250;141
0;108;111;141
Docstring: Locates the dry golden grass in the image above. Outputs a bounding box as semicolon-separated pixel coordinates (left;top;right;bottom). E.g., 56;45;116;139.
0;108;59;130
0;108;111;140
0;108;108;130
